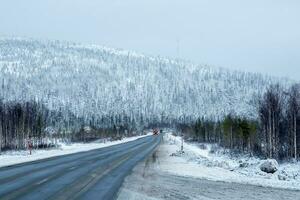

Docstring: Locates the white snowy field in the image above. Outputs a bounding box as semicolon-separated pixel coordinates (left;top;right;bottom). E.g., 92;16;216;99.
160;133;300;190
0;133;151;168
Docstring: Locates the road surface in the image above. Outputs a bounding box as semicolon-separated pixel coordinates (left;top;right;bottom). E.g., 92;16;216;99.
0;135;162;200
119;164;300;200
118;139;300;200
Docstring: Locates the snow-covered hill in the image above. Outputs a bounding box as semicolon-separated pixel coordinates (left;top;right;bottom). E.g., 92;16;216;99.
0;38;288;126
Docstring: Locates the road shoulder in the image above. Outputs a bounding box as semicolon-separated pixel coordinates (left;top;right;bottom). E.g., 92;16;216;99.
117;135;300;200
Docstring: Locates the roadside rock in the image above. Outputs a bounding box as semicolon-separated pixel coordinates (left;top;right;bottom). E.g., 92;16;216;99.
260;159;279;174
170;150;185;157
239;162;249;168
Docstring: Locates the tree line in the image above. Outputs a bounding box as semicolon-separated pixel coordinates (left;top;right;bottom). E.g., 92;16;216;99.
177;84;300;161
0;100;147;152
258;84;299;160
176;116;258;154
1;82;299;161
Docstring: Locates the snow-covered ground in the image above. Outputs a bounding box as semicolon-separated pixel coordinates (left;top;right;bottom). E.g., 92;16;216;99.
0;134;151;168
160;133;300;190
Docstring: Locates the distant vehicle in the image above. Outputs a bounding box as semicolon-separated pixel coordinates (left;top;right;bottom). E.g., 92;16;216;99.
153;129;159;135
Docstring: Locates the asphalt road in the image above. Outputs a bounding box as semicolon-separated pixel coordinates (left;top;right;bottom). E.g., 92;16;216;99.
118;139;300;200
0;134;162;200
119;164;300;200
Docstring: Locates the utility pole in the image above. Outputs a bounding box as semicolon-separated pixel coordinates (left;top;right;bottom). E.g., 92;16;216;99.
181;132;184;152
294;113;297;160
0;120;2;154
117;126;120;139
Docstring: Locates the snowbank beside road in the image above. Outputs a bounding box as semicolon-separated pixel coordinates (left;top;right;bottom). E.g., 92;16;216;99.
0;134;151;168
160;133;300;190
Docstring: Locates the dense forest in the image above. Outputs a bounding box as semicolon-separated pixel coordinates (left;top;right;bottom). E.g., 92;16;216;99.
2;83;299;161
178;84;300;161
0;38;298;161
0;99;149;152
0;38;288;121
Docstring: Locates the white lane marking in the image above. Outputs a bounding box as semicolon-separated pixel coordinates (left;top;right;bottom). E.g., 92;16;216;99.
36;178;49;185
69;166;77;170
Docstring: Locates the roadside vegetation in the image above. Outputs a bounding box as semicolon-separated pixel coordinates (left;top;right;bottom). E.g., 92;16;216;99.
0;100;144;152
1;83;299;163
177;84;300;161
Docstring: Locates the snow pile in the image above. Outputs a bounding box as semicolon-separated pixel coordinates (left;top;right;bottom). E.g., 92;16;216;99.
161;133;300;190
0;134;151;168
260;159;279;173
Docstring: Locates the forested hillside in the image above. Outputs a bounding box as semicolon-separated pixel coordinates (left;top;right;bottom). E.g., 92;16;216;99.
0;38;286;121
0;38;290;151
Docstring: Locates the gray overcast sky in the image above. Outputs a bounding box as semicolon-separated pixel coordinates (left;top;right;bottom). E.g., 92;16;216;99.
0;0;299;80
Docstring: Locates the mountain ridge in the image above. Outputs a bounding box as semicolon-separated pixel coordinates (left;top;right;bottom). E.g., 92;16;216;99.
0;37;291;126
